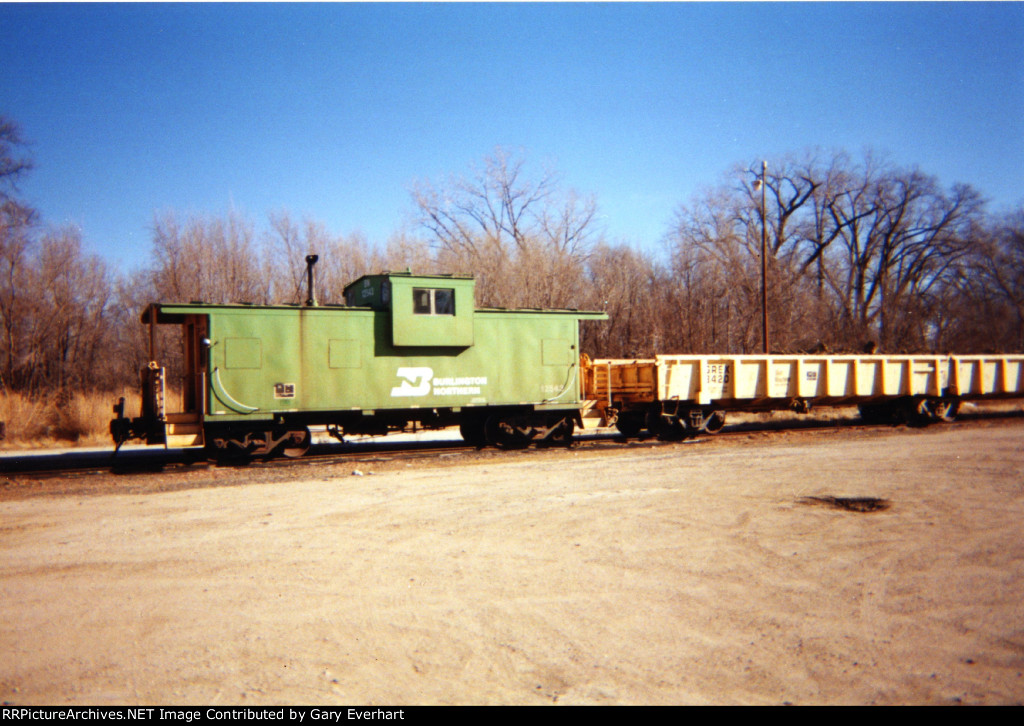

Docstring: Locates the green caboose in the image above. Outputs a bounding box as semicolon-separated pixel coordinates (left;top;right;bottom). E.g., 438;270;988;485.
111;271;606;457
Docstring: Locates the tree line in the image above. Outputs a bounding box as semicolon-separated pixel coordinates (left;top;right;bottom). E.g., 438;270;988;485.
2;115;1022;398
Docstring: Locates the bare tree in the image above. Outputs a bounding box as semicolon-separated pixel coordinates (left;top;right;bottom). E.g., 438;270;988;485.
150;210;269;304
31;228;113;391
0;204;34;390
665;150;989;353
411;147;601;308
0;116;33;197
980;208;1024;349
580;244;670;357
266;211;378;304
0;117;39;390
823;160;983;350
667;176;823;353
0;223;118;393
937;208;1024;352
377;230;441;279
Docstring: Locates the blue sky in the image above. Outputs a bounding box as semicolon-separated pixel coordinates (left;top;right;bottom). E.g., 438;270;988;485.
2;2;1023;272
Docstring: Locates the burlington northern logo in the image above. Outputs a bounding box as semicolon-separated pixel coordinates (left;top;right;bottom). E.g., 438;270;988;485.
390;367;487;397
390;367;433;397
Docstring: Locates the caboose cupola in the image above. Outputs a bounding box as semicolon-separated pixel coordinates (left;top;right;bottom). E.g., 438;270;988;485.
343;272;476;348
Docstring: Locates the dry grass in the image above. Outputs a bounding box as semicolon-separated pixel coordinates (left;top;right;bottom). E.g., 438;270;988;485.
0;390;143;449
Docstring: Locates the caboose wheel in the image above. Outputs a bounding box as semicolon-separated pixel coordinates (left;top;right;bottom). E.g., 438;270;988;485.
545;417;575;447
459;418;488;448
279;427;312;458
206;440;253;466
485;415;531;450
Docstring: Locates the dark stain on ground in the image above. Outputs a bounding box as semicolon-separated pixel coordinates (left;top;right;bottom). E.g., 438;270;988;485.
799;495;892;513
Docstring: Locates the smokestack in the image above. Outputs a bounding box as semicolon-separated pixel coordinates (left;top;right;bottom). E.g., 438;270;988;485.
305;254;319;306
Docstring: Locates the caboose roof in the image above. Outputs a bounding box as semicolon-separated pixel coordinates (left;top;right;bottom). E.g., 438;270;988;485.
342;271;474;295
140;300;607;324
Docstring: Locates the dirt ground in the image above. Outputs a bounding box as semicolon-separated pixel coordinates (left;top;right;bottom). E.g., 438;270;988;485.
1;419;1023;705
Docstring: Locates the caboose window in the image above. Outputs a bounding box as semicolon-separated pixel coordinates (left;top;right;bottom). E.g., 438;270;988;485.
413;288;455;316
413;288;432;314
434;288;454;315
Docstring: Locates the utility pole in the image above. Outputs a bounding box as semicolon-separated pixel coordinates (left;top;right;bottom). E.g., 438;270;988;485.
758;161;769;354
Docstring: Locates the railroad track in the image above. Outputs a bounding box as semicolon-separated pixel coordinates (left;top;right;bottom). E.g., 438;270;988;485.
3;406;1021;481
